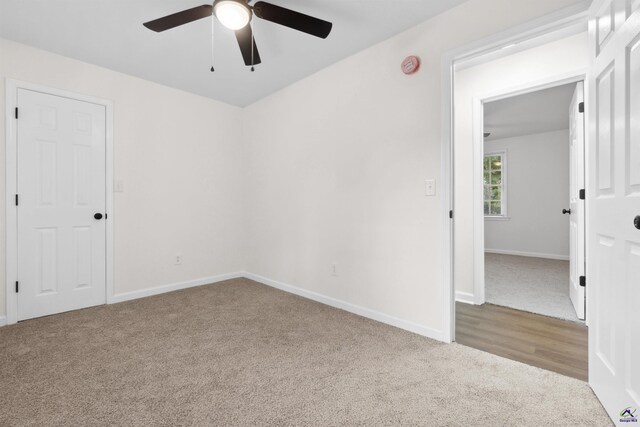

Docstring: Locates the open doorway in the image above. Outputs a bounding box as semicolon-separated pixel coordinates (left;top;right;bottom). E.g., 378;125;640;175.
450;29;589;381
445;1;640;419
481;82;586;323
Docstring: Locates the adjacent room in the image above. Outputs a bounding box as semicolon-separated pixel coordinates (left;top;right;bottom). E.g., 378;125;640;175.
1;0;639;425
482;82;583;323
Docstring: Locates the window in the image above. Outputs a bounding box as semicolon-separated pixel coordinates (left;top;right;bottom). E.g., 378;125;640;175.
484;152;506;217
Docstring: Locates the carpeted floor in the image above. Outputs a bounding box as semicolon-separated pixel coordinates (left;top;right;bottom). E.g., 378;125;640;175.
0;278;608;426
485;253;581;322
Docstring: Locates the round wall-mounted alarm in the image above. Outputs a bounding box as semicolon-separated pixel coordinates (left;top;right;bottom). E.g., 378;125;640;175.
401;56;420;75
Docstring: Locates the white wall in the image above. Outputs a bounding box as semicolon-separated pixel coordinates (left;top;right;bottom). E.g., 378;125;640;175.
0;38;245;319
243;0;587;339
454;32;588;300
484;130;570;259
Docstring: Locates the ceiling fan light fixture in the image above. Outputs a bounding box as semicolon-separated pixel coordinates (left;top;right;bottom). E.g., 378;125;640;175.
214;0;251;30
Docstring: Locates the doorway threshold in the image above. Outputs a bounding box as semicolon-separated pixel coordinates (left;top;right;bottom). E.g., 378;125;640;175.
455;302;587;381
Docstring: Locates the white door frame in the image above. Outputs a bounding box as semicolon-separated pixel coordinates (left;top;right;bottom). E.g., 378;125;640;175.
4;79;114;325
471;72;587;307
440;3;590;342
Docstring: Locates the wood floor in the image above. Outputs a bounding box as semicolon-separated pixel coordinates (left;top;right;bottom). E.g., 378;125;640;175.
456;302;588;381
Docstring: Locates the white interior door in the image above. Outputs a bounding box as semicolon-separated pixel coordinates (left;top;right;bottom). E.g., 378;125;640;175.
569;81;586;320
588;0;640;424
16;88;107;321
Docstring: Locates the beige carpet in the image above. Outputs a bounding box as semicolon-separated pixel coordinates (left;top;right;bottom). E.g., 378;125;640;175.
0;278;609;426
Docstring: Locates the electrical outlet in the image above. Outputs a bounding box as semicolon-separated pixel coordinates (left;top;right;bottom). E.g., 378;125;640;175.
175;254;182;265
331;263;338;277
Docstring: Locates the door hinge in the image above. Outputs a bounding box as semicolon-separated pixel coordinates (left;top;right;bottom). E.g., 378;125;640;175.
15;281;19;293
15;107;18;119
578;102;584;113
579;189;585;200
580;276;586;288
449;210;453;219
15;194;19;206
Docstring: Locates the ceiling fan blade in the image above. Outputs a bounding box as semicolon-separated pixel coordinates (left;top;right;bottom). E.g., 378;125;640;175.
235;25;262;66
253;2;332;39
143;5;213;32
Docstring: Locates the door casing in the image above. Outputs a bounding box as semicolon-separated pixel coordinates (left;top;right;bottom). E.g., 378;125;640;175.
440;3;591;342
5;79;114;325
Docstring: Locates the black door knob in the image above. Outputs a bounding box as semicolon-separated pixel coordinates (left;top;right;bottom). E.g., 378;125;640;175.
563;209;572;215
94;213;103;220
635;215;640;230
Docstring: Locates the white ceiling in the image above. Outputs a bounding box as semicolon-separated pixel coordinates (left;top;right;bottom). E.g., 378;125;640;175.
0;0;468;107
484;82;578;141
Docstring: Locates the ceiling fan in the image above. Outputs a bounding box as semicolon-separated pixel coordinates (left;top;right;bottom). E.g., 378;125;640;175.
143;0;333;70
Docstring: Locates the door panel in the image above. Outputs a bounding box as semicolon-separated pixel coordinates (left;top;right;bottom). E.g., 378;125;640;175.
37;140;57;206
37;227;59;295
73;146;93;206
597;0;616;54
73;226;93;289
588;1;640;423
594;234;616;373
596;64;615;195
627;34;640;192
37;105;57;130
17;88;107;321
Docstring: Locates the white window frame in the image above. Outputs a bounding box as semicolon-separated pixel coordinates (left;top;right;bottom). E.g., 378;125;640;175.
483;150;508;219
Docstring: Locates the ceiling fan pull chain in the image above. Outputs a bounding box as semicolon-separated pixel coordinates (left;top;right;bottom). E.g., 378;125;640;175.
210;6;215;72
250;18;255;72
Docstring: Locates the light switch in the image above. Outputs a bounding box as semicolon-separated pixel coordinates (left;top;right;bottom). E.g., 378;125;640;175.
425;179;436;196
114;180;125;193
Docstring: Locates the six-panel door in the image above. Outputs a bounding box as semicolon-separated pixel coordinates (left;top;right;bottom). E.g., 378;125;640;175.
16;89;107;321
588;0;640;423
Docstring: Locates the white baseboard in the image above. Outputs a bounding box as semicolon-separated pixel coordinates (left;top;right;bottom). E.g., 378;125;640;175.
243;272;446;343
485;248;569;261
455;291;476;305
108;272;244;304
3;272;447;343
